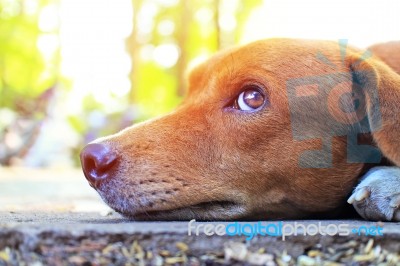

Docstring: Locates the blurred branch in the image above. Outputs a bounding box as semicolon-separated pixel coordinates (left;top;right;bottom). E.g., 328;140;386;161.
214;0;221;50
0;87;55;165
0;0;62;165
176;0;189;97
0;59;5;107
127;0;143;104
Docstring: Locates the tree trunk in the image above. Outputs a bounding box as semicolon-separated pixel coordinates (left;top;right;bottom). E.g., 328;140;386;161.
127;0;142;104
176;0;189;97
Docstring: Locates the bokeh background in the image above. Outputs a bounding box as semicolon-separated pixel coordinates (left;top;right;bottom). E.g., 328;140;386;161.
0;0;399;167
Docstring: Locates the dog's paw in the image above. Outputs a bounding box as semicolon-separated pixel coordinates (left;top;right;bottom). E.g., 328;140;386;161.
347;166;400;221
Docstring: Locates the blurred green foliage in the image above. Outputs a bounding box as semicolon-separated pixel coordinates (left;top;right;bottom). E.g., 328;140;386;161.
0;0;263;166
0;0;57;112
128;0;262;121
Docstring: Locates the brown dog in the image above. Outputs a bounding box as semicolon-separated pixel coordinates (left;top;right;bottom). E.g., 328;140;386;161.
80;39;400;221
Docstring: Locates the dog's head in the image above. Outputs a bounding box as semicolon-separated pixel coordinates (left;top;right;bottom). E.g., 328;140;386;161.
80;39;400;220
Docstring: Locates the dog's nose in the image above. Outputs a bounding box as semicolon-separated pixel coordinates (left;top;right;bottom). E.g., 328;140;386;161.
80;143;118;188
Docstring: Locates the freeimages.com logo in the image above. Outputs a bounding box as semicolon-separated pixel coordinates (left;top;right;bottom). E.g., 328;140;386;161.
286;39;382;168
188;220;384;241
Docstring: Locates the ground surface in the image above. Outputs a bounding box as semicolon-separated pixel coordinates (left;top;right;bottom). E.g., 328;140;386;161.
0;167;399;265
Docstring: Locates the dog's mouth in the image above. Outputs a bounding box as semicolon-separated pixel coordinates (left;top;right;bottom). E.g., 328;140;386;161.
118;200;245;221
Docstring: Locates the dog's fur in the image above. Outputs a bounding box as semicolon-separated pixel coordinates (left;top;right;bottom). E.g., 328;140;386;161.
82;39;400;221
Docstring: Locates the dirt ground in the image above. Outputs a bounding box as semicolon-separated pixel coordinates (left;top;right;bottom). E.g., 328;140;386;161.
0;167;399;265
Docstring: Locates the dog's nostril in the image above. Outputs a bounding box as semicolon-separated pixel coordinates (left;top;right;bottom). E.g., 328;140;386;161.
80;143;118;189
85;157;96;172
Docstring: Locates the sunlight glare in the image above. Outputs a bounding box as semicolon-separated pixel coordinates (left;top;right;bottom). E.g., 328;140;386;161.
242;0;400;48
38;4;59;32
153;43;180;68
59;0;132;113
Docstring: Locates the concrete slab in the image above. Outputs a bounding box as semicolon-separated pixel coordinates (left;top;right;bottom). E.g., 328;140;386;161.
0;167;399;265
0;167;108;213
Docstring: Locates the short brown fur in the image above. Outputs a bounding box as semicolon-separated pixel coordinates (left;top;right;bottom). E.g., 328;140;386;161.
90;39;400;220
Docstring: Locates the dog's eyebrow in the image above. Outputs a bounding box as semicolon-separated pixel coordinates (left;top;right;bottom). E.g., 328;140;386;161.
188;62;207;86
186;63;208;96
186;46;279;98
225;53;236;82
187;47;244;94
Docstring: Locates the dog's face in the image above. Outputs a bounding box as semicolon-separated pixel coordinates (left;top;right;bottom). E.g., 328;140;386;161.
80;39;387;220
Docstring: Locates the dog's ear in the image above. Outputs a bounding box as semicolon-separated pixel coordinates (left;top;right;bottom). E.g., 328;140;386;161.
349;52;400;165
369;41;400;75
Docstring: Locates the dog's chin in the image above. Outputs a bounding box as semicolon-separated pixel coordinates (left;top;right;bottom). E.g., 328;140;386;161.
109;200;247;221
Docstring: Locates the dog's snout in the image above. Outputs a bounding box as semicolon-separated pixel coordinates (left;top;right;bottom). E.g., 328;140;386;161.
80;143;118;188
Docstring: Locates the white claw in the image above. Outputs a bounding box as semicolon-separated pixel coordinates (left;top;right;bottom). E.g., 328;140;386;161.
389;194;400;208
347;193;356;204
355;187;370;201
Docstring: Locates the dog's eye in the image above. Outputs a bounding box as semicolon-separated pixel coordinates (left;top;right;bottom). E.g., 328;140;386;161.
233;87;265;111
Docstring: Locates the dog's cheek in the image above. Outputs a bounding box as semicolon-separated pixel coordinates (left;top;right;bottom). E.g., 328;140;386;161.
100;111;229;192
